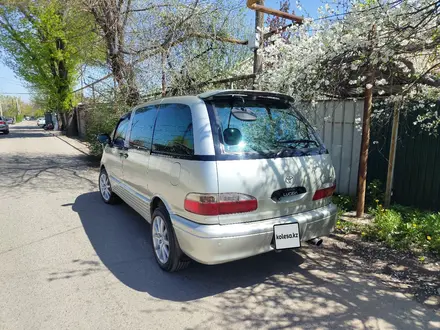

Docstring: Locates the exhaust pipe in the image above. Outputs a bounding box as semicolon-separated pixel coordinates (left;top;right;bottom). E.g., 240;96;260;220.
307;237;323;246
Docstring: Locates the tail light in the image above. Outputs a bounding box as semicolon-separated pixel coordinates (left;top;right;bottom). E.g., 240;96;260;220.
184;193;258;215
313;184;336;200
0;121;5;125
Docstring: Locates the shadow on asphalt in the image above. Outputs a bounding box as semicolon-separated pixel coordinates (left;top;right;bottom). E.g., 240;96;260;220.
70;191;440;329
0;153;99;193
71;192;305;300
0;124;48;139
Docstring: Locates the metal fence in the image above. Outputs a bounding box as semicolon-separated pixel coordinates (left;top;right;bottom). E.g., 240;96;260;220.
306;100;364;196
368;105;440;211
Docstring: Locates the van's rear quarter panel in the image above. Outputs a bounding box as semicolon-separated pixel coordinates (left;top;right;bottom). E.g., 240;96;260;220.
148;155;219;224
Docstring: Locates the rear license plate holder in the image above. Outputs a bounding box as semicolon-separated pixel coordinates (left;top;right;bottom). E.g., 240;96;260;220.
273;223;301;250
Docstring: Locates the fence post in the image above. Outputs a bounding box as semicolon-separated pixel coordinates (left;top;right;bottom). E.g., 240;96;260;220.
384;102;400;208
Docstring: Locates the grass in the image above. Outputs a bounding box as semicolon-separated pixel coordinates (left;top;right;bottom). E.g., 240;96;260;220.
365;203;440;255
332;189;440;257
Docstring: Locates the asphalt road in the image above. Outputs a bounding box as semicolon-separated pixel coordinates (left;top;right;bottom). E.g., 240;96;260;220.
1;122;439;330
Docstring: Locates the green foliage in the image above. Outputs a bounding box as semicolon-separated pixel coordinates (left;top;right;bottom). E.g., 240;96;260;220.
34;108;45;117
15;114;23;123
332;194;356;212
366;179;384;206
85;99;130;156
365;203;440;254
333;179;384;214
0;0;100;113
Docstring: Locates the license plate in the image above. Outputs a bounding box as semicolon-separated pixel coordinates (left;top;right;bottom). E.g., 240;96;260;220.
274;223;301;250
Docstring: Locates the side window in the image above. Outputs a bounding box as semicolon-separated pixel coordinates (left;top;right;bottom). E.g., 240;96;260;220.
129;105;158;150
152;103;194;156
113;116;130;147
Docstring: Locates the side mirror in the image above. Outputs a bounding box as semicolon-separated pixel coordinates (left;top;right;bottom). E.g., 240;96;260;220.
97;133;111;145
223;128;242;145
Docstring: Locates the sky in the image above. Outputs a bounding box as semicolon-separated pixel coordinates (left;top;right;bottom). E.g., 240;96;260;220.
0;0;325;104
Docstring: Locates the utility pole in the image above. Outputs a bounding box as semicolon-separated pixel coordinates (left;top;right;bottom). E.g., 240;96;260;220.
15;97;21;115
0;99;3;117
253;0;265;89
384;102;400;208
356;24;376;218
161;50;167;96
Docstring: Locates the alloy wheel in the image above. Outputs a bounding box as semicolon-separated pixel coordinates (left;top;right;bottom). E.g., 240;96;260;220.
152;216;170;264
99;172;111;201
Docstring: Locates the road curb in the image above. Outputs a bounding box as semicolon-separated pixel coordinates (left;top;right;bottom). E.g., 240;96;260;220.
52;134;91;156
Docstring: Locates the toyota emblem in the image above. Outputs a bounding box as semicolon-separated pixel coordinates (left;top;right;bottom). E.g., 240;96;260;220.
285;175;294;186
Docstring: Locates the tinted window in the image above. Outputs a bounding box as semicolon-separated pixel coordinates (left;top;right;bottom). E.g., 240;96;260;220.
113;116;130;147
152;103;194;156
129;106;157;150
211;99;323;157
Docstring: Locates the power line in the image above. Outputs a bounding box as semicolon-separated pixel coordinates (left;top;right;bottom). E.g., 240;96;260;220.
312;0;403;21
0;92;34;95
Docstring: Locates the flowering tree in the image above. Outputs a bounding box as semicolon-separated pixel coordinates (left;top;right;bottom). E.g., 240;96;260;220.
259;0;440;214
261;1;439;101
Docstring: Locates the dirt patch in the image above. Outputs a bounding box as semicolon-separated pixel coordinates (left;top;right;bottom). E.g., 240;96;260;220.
325;233;440;308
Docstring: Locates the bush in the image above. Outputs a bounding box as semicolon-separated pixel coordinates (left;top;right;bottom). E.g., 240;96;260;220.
332;180;383;214
366;203;440;254
15;114;24;123
85;101;130;156
333;194;355;212
366;179;384;206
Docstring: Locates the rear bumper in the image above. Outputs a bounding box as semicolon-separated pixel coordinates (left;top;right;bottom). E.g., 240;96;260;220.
172;203;337;265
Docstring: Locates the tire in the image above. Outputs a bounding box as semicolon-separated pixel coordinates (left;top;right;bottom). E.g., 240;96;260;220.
3;130;9;134
151;206;190;272
98;168;120;204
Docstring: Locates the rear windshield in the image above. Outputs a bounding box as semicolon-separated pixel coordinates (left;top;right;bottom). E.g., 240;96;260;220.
210;98;325;158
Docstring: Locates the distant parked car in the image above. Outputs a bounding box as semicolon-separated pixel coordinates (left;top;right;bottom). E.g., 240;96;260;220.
24;116;30;121
0;116;9;134
6;118;14;125
37;117;45;127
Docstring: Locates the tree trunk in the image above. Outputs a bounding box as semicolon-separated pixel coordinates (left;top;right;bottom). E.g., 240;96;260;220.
59;112;67;131
92;3;140;106
356;24;376;218
356;81;374;217
253;0;265;89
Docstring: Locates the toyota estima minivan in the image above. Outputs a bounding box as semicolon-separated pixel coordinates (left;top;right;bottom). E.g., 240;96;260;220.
98;90;337;272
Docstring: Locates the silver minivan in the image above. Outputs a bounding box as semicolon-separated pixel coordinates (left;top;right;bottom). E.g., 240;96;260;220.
98;90;337;272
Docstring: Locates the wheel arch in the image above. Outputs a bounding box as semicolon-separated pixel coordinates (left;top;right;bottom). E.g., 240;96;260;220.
150;196;173;219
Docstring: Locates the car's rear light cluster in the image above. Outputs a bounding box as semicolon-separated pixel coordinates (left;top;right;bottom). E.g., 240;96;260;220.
0;121;5;125
313;184;336;200
184;193;258;215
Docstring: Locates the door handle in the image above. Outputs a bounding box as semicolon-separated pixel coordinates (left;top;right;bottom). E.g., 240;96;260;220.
119;152;128;158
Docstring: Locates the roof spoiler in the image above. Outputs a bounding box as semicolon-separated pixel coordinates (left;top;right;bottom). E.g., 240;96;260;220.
198;90;294;102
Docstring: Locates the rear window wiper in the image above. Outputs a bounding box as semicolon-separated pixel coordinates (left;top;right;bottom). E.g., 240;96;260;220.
277;139;319;147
